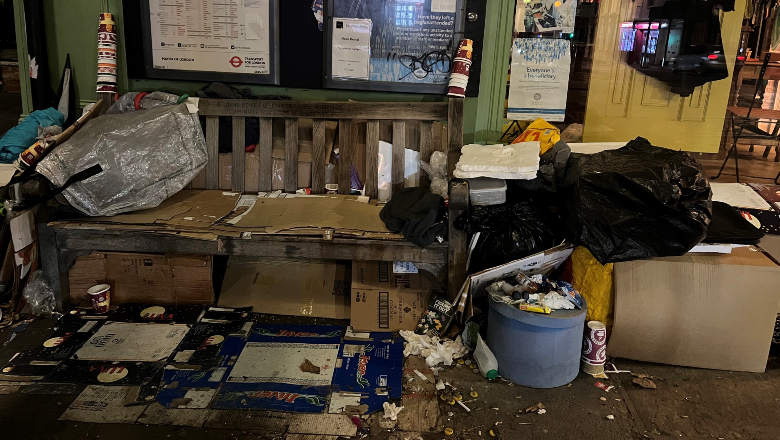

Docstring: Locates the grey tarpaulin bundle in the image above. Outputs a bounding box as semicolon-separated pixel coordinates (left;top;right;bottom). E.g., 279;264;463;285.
35;102;207;216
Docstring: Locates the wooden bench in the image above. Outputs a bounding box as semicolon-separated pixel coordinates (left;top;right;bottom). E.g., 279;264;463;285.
39;98;468;311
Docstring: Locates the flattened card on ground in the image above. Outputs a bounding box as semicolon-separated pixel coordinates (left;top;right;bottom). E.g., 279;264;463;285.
59;385;148;423
227;342;339;386
74;322;189;362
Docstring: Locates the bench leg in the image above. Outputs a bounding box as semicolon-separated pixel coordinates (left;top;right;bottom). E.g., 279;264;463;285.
38;223;89;312
447;209;467;302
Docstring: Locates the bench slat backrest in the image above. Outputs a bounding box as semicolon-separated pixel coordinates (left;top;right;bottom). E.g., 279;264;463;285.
195;98;463;197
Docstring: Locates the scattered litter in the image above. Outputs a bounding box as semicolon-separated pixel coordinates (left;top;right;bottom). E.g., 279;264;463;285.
413;369;428;381
514;396;522;399
491;407;499;410
632;377;657;389
299;359;321;374
444;428;454;435
594;381;614;392
567;383;572;387
524;402;545;413
537;409;547;415
632;373;658;380
457;400;471;412
591;372;608;379
599;397;606;401
470;390;478;397
465;360;472;366
436;380;446;390
604;363;631;374
399;331;468;367
606;415;615;420
383;402;404;421
430;367;442;375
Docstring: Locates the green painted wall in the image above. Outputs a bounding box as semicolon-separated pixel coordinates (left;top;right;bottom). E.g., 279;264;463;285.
22;0;514;143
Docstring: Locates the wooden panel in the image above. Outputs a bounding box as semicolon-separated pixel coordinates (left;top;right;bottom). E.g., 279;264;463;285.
258;117;273;192
285;119;299;193
205;116;219;190
354;122;367;184
51;228;449;263
405;120;420;152
219;153;232;190
191;169;206;189
338;120;353;195
232;117;246;192
199;99;448;120
419;121;434;189
392;120;406;196
244;153;259;193
365;120;380;199
447;98;464;177
311;120;327;194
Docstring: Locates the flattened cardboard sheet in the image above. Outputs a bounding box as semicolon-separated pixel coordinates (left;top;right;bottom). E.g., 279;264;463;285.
234;196;390;234
59;385;148;423
227;342;339;386
74;322;189;362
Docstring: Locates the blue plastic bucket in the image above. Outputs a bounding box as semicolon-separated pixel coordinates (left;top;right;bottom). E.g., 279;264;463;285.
487;295;588;388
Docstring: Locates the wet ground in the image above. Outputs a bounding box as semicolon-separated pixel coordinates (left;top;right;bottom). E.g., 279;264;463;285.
0;317;778;440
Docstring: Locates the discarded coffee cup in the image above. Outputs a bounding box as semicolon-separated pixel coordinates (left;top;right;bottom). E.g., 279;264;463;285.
581;320;607;375
88;284;111;314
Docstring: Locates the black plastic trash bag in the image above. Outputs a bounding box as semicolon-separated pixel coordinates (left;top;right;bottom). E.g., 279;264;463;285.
455;202;562;273
565;137;712;264
703;201;763;245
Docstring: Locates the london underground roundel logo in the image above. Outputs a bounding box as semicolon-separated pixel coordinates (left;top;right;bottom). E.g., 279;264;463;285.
230;56;243;68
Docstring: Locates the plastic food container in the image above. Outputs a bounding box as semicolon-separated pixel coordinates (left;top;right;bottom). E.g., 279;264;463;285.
467;178;507;206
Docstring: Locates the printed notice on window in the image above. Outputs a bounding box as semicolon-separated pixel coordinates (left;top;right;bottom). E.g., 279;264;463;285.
331;18;371;80
507;38;571;122
148;0;271;74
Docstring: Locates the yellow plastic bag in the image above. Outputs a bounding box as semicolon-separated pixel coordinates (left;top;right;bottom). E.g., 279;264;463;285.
511;118;560;154
570;246;614;334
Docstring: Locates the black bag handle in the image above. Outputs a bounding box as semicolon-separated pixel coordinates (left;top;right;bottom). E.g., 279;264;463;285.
14;164;103;211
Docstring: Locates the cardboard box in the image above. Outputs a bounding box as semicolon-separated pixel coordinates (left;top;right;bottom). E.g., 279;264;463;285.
68;252;214;306
608;247;780;373
218;257;350;319
350;261;438;331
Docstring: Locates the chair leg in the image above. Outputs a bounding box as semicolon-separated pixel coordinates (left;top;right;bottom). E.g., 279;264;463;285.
750;144;755;152
713;143;736;180
764;145;772;157
775;168;780;184
734;143;740;183
775;145;779;162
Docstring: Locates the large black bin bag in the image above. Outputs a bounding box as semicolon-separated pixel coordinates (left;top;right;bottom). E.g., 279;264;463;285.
565;137;712;264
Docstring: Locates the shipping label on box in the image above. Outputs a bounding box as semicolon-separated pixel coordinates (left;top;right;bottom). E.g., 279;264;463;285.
352;261;435;291
350;289;430;332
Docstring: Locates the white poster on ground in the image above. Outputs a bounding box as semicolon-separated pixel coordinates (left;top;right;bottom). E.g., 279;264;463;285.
507;38;571;122
227;342;339;386
74;322;189;362
149;0;271;74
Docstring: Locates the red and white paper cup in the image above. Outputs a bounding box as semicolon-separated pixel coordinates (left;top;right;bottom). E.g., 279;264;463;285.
88;284;111;314
581;321;607;375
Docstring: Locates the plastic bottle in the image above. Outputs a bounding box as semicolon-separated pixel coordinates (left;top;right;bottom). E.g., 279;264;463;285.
474;333;499;380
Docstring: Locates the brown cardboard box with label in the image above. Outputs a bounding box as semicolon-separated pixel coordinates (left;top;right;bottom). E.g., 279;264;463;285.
69;252;213;306
218;257;350;319
608;247;780;373
351;261;436;331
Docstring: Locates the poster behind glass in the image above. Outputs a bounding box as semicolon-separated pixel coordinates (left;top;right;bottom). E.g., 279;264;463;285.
619;0;735;96
516;0;577;34
141;0;279;84
327;0;463;93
